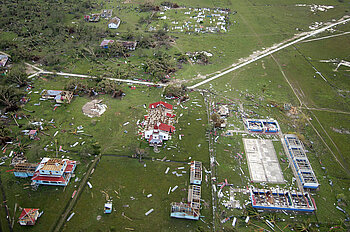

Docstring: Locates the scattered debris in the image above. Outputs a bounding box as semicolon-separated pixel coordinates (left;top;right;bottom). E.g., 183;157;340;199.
171;185;178;192
145;208;154;216
82;100;107;118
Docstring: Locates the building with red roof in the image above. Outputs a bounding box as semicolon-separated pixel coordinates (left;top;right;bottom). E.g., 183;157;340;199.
142;101;176;146
18;208;39;226
31;158;76;186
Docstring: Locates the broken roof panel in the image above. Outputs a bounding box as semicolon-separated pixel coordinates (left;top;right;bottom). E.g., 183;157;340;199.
46;90;63;96
100;39;114;47
149;101;173;110
159;123;175;132
31;175;66;182
19;208;39;225
0;55;9;67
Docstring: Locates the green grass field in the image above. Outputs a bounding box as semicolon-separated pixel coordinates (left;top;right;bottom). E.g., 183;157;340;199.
1;0;350;231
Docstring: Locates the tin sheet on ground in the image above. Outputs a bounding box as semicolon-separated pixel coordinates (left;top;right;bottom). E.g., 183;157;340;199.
243;139;284;183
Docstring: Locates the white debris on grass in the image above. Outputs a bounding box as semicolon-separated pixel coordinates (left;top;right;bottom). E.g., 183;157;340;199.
71;142;79;147
171;185;178;192
165;167;170;174
232;217;237;227
67;212;75;221
145;208;154;216
296;4;334;13
87;182;92;188
309;21;323;30
168;187;171;195
147;194;152;198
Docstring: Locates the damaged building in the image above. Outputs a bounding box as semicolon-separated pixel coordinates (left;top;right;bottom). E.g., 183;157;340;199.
283;134;319;190
171;161;202;220
100;39;137;50
250;188;316;213
108;17;121;29
31;158;77;186
142;101;176;147
41;90;73;104
244;118;280;133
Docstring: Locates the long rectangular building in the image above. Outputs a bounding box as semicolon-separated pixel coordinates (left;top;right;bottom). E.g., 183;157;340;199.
250;188;316;213
170;202;200;220
284;134;319;189
171;161;202;221
14;163;38;178
188;185;201;210
244;118;280;133
190;161;202;185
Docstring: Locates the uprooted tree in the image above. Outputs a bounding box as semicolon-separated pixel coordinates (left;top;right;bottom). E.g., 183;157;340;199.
7;62;28;87
211;113;225;128
97;79;124;98
0;126;12;145
135;147;149;162
143;52;176;82
164;84;188;99
0;85;21;112
65;79;89;95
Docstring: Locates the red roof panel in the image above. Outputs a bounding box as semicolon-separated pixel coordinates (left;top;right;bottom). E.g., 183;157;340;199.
65;164;74;173
166;113;176;118
31;175;65;182
159;123;175;132
149;101;173;110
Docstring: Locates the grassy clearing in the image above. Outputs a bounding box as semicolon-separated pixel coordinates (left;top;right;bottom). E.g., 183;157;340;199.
0;76;167;232
61;91;213;231
1;0;350;231
63;157;212;232
307;110;350;169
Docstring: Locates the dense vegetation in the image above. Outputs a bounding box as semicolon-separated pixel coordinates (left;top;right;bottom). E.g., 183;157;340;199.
0;0;101;64
0;0;185;82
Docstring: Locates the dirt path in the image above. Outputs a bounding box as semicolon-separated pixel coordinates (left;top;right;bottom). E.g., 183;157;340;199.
188;16;350;89
272;56;304;107
52;154;102;232
302;106;350;115
271;48;350;174
301;31;350;43
27;70;167;87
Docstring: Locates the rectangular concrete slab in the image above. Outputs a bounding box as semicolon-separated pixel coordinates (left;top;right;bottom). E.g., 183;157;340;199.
243;138;284;184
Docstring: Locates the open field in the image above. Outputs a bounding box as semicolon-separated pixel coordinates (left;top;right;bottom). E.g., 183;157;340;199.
1;0;350;231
